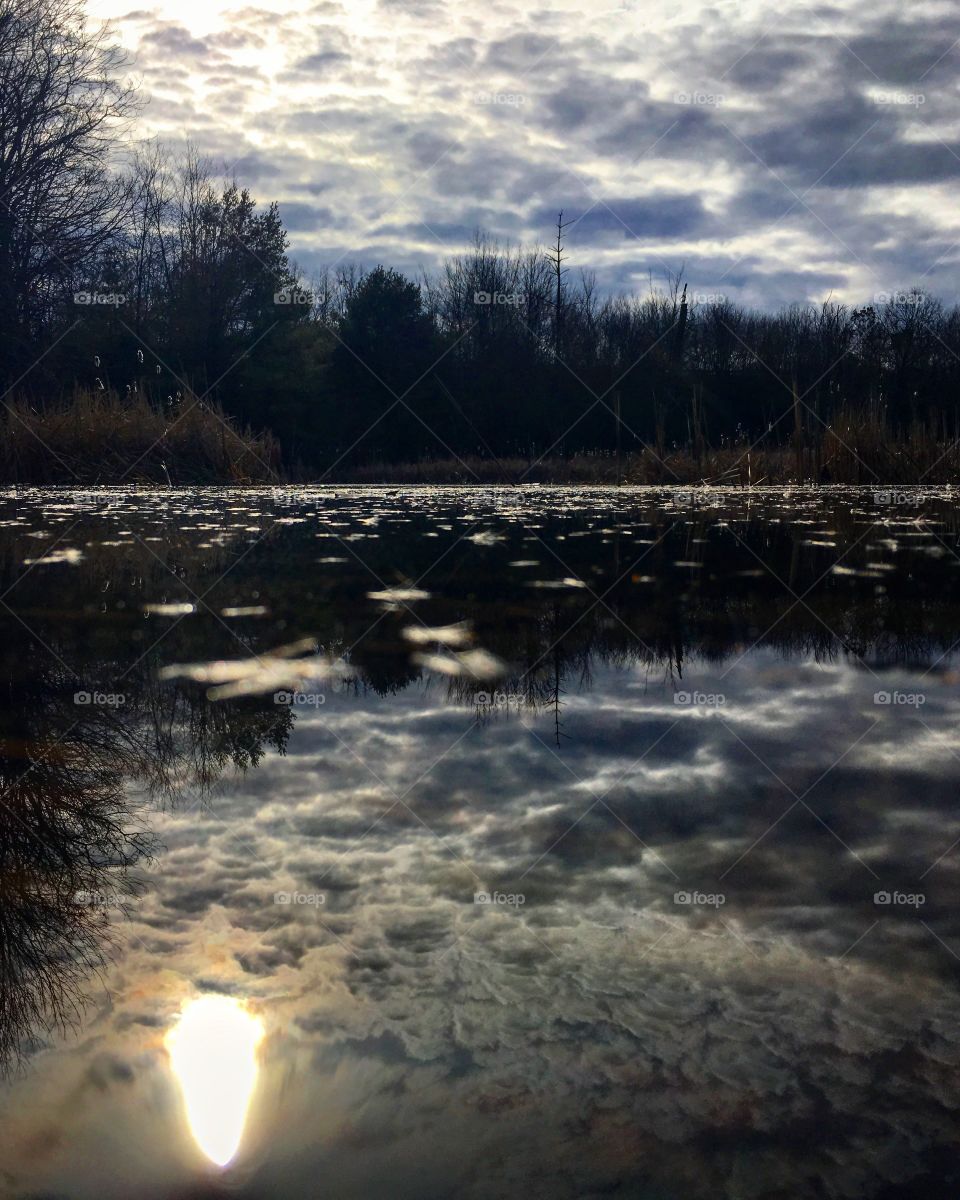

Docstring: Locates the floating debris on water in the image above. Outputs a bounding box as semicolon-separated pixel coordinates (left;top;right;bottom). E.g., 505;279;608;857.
23;547;84;566
412;647;507;680
159;638;350;700
525;577;588;589
368;586;431;604
402;622;473;648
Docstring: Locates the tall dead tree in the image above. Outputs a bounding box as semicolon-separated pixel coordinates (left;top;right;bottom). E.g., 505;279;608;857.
546;210;573;359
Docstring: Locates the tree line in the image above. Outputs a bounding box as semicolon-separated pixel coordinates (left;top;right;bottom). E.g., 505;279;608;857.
3;0;960;477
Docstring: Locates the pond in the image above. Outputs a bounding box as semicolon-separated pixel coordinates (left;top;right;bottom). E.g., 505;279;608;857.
0;485;957;1199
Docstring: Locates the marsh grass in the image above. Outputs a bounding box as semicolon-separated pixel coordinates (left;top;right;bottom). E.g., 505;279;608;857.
6;391;960;485
327;415;960;486
0;389;280;484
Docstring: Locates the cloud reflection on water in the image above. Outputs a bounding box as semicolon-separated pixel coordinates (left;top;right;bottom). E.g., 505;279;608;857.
3;651;958;1199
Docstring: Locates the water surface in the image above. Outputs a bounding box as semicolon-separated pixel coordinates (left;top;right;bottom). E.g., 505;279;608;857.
0;486;958;1199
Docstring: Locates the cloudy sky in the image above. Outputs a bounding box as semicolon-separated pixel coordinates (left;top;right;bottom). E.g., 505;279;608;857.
84;0;960;309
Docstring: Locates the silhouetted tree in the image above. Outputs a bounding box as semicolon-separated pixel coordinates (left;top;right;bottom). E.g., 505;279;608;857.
0;0;135;382
329;266;443;464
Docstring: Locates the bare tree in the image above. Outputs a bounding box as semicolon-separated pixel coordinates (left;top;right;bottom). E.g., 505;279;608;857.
546;210;573;358
0;0;135;380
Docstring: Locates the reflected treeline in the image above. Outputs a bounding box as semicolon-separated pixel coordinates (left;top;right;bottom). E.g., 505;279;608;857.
275;494;960;697
0;512;295;1069
0;716;147;1070
0;684;291;1072
3;492;960;704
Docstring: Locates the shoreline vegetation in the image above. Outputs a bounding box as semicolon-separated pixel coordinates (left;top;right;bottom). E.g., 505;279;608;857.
4;389;960;485
322;405;960;485
1;392;279;485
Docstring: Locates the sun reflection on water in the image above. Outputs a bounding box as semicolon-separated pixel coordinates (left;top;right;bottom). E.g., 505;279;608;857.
166;995;264;1168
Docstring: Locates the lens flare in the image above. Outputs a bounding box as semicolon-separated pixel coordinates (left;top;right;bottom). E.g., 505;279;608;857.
166;995;264;1168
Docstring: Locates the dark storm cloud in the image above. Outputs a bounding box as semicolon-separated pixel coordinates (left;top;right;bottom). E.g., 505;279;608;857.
723;46;813;90
374;219;484;244
276;201;338;231
844;20;960;83
538;195;710;241
745;90;960;188
590;103;728;161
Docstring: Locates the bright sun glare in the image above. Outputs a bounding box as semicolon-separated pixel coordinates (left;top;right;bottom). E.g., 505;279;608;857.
166;995;264;1168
